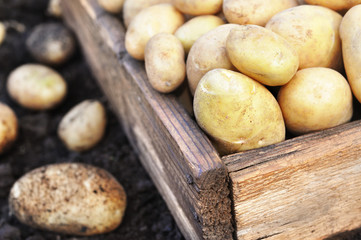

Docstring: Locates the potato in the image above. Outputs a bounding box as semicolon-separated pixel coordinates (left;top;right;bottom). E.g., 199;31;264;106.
340;5;361;103
125;4;184;60
47;0;62;17
58;100;107;152
145;33;185;93
98;0;124;14
7;64;67;110
26;23;76;65
226;25;299;86
194;68;285;155
266;5;342;70
172;0;222;15
304;0;361;11
223;0;298;26
9;163;126;236
123;0;172;28
0;103;18;154
0;22;5;45
187;24;238;95
278;67;353;135
174;15;224;54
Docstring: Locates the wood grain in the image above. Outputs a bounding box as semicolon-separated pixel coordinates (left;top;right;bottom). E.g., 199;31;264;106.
224;120;361;239
61;1;233;239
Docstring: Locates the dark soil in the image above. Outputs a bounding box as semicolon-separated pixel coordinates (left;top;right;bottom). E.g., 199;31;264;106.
0;1;184;239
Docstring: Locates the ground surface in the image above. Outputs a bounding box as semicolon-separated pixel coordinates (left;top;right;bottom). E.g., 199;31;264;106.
0;1;184;239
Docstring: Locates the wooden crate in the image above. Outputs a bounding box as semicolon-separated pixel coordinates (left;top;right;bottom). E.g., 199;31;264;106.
61;1;361;239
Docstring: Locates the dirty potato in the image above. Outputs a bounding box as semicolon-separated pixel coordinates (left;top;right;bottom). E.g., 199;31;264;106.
145;33;185;93
174;15;225;53
58;100;107;152
123;0;172;27
0;103;18;154
194;68;285;155
98;0;124;14
7;64;67;110
26;23;76;65
223;0;298;26
186;24;238;95
266;5;343;70
278;67;353;135
9;163;127;236
172;0;223;15
340;5;361;103
125;3;184;60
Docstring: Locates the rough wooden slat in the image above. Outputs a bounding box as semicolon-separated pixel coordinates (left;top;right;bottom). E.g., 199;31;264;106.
224;121;361;240
61;1;233;239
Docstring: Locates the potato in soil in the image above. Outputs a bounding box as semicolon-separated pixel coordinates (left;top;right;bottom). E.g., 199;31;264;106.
226;24;299;86
26;23;76;65
145;33;185;93
9;163;126;236
0;103;18;154
278;67;353;135
194;68;285;155
340;4;361;104
7;64;67;110
266;5;342;71
125;3;184;60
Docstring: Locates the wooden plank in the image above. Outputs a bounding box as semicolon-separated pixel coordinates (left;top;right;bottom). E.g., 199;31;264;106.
224;120;361;240
61;1;233;239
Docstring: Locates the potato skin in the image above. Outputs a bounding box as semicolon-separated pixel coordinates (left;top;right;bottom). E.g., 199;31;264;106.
223;0;298;26
194;69;285;155
174;15;224;54
226;25;299;86
58;100;107;152
125;3;184;60
9;163;127;236
278;67;353;135
98;0;124;13
304;0;361;11
186;24;238;95
7;64;67;110
0;103;18;154
340;5;361;103
172;0;222;15
266;5;342;70
145;33;185;93
123;0;172;28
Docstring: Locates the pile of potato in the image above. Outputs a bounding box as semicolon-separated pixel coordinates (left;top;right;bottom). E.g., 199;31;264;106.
112;0;361;155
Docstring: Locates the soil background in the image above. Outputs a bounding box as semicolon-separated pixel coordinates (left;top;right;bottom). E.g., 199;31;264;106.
1;1;361;240
0;1;184;239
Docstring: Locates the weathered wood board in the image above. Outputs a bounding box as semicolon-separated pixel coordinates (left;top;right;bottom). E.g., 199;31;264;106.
62;1;361;239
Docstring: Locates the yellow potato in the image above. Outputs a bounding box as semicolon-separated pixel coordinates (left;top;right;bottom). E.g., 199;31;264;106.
340;5;361;103
304;0;361;11
278;67;353;135
98;0;124;13
58;100;107;152
194;69;285;155
226;25;299;86
186;24;238;95
0;22;5;45
174;15;224;54
266;5;342;70
172;0;222;15
123;0;172;28
145;33;185;93
223;0;298;26
7;64;67;110
9;163;126;236
125;4;184;60
0;103;18;154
